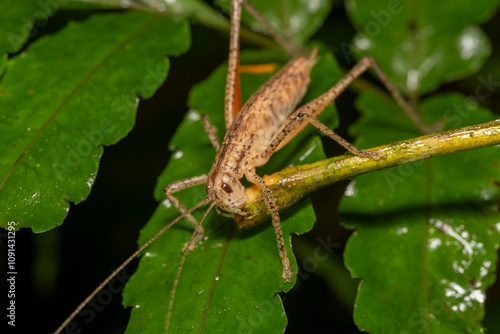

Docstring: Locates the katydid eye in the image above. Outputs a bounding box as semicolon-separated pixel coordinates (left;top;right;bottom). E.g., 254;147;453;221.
221;182;233;193
205;185;211;194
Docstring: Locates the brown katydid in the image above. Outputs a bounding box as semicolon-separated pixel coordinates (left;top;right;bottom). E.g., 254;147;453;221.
163;0;419;283
54;0;421;333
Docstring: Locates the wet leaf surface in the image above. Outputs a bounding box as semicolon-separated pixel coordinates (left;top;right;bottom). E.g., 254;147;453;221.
0;11;189;232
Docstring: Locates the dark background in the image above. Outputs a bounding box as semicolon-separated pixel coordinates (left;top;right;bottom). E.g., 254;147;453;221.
3;1;500;333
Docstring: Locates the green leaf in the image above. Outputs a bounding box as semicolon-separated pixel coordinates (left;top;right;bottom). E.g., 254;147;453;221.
123;46;344;332
345;0;498;94
0;0;54;54
124;198;315;333
341;92;500;333
0;12;190;232
0;52;6;74
340;3;500;333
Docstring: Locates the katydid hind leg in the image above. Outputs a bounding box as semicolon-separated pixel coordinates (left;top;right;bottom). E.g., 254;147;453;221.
225;0;243;128
241;0;302;57
263;56;421;160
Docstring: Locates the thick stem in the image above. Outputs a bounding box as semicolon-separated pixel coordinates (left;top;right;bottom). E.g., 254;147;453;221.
235;119;500;228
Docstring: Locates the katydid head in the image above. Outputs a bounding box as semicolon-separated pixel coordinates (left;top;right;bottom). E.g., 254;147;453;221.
206;172;247;214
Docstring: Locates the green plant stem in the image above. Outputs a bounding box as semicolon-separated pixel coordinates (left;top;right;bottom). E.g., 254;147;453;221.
236;119;500;228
